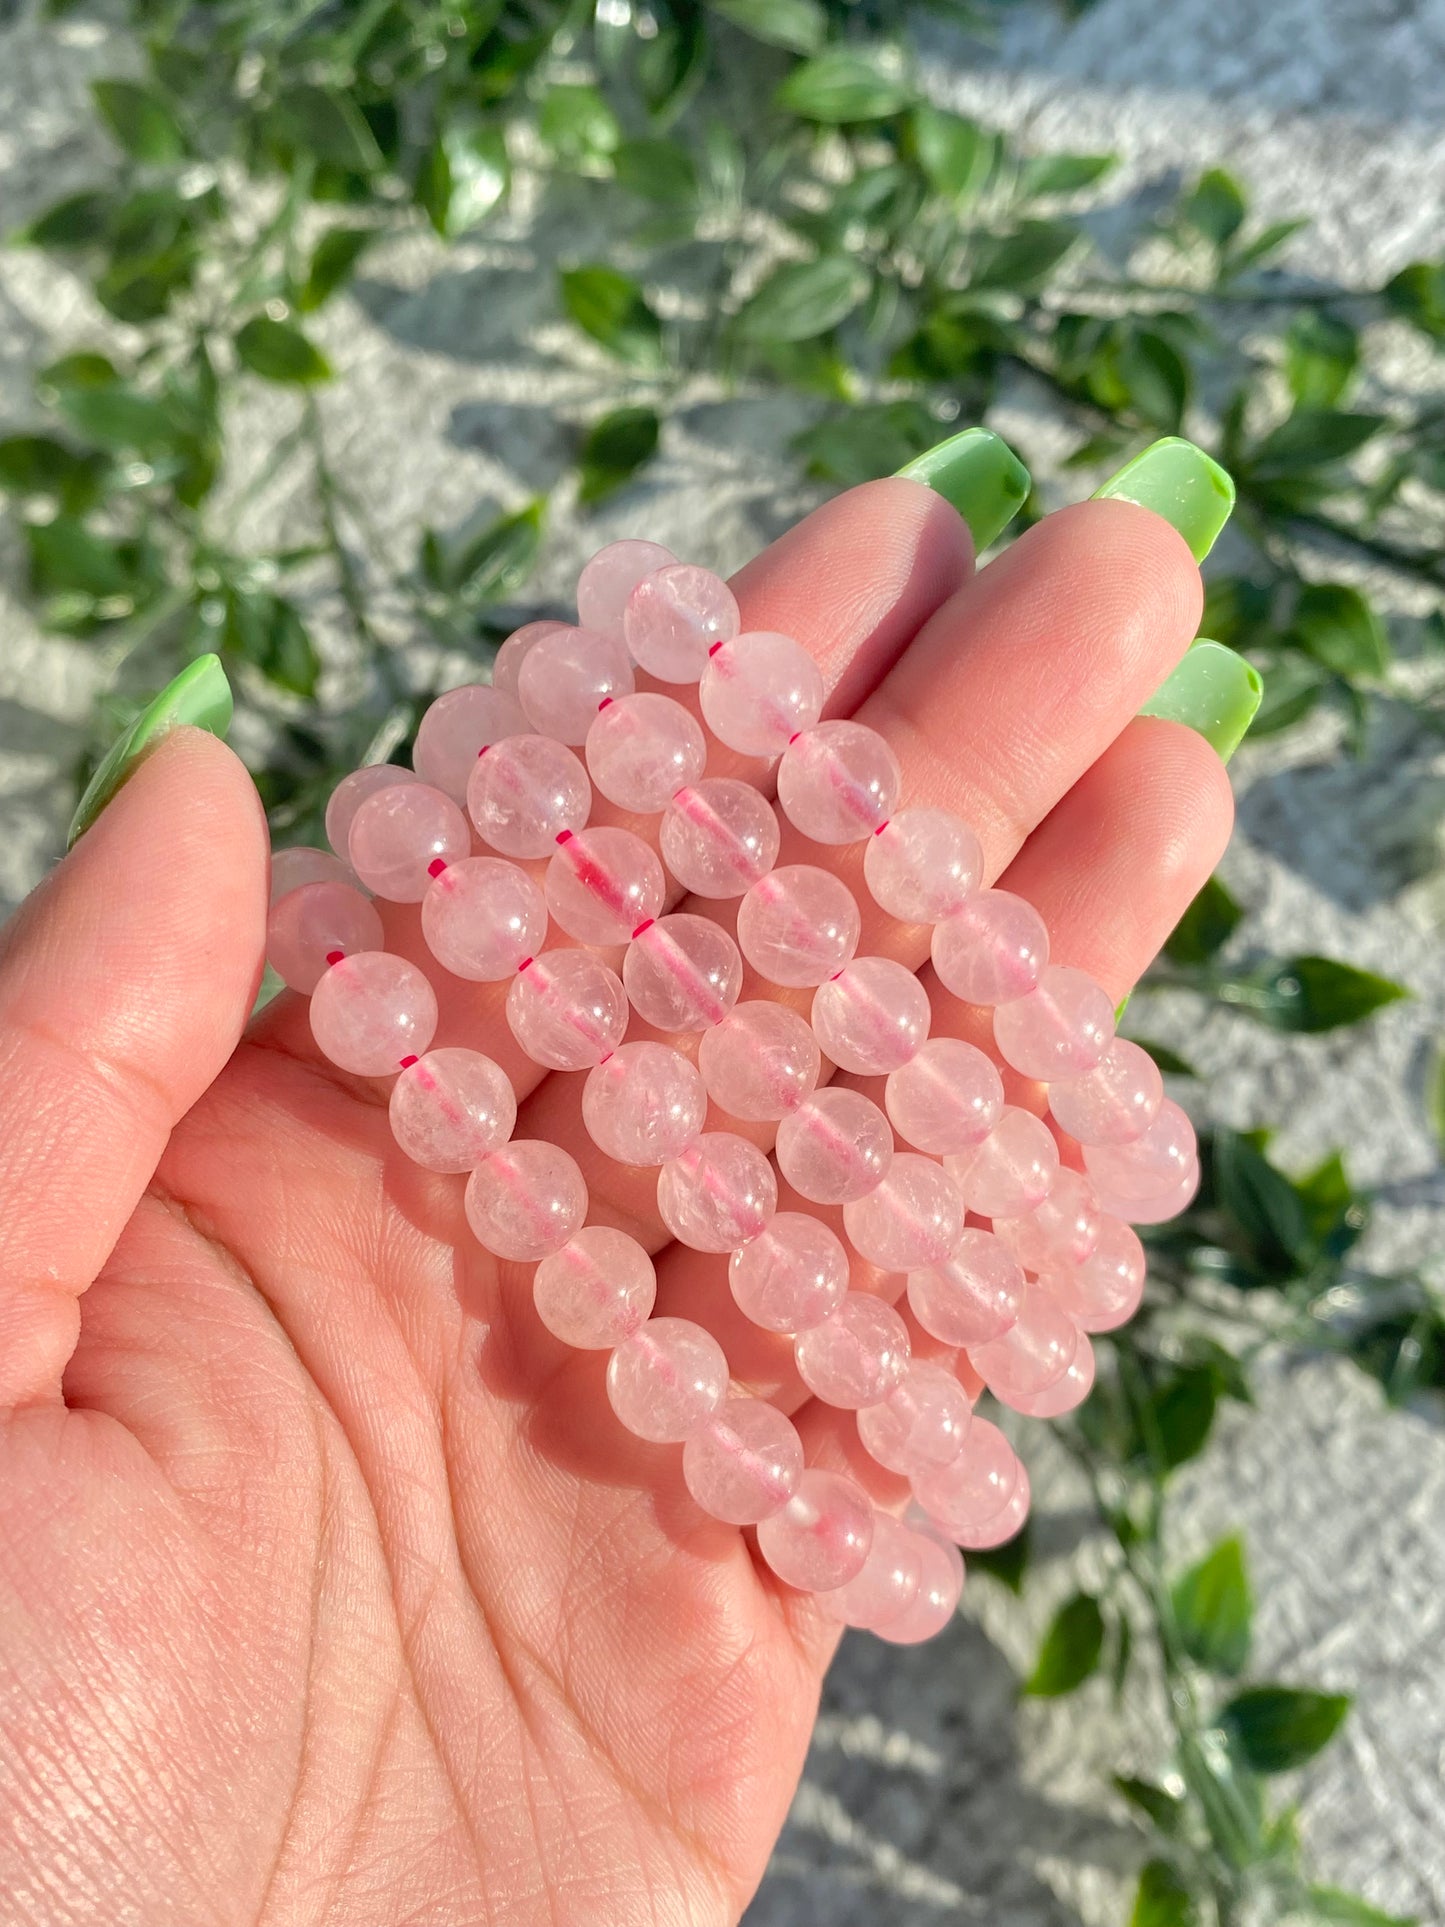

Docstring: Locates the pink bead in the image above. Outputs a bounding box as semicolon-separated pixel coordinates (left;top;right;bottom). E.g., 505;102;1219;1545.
795;1292;910;1408
506;949;628;1071
584;692;706;813
577;539;676;640
968;1281;1078;1407
992;964;1116;1082
267;880;383;992
467;734;591;858
656;1132;778;1252
843;1154;966;1273
421;856;546;981
606;1316;727;1443
736;864;860;987
992;1168;1102;1274
857;1361;971;1475
756;1469;874;1593
699;631;824;759
309;951;437;1076
912;1417;1018;1539
776;720;901;844
518;625;635;745
388;1048;517;1173
660;778;781;898
728;1213;850;1333
681;1396;802;1523
907;1228;1024;1347
1083;1098;1196;1202
623;914;742;1033
532;1226;656;1349
492;620;570;700
875;1528;964;1644
545;826;665;946
348;782;470;903
931;889;1049;1006
582;1042;706;1166
698;1001;821;1122
885;1037;1004;1154
1045;1216;1147;1332
324;764;417;858
1048;1038;1163;1146
624;562;739;682
946;1106;1060;1218
774;1088;893;1204
413;684;528;802
811;956;930;1075
1011;1335;1096;1417
464;1139;587;1262
820;1514;923;1631
953;1461;1029;1550
1094;1158;1200;1225
270;845;354;904
863;808;982;923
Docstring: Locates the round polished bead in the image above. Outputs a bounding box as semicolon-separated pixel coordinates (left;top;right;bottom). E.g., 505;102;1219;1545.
728;1213;849;1333
885;1037;1004;1155
660;779;781;898
698;1001;820;1121
756;1469;874;1593
931;889;1049;1006
776;720;902;844
911;1417;1018;1539
267;880;383;992
992;1168;1103;1275
325;764;417;858
954;1462;1030;1550
774;1088;893;1205
506;949;628;1071
1047;1038;1164;1147
863;808;983;924
421;856;547;982
736;864;860;987
310;951;437;1076
1012;1335;1096;1417
578;539;676;641
413;684;528;802
585;692;706;814
875;1528;964;1644
467;734;591;858
1045;1217;1147;1332
606;1317;727;1444
857;1360;971;1476
699;631;824;759
582;1042;706;1166
681;1396;803;1524
349;782;470;903
907;1228;1024;1348
270;845;354;904
532;1226;656;1350
968;1282;1078;1407
795;1292;910;1408
464;1140;587;1263
992;964;1116;1082
492;619;570;700
656;1133;778;1252
518;625;635;745
625;562;739;682
843;1154;965;1273
388;1048;515;1173
820;1514;923;1631
1083;1098;1197;1202
545;827;666;947
811;956;930;1075
623;914;742;1034
1094;1158;1200;1225
946;1106;1060;1218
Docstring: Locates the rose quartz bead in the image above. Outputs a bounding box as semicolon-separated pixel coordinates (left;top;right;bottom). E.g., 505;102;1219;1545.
625;562;739;682
968;1281;1078;1407
811;956;930;1075
682;1396;803;1524
843;1154;966;1273
270;845;353;904
310;951;437;1075
885;1038;1004;1155
911;1417;1017;1538
857;1361;971;1475
607;1317;728;1444
584;692;706;814
736;864;861;987
907;1228;1024;1347
421;856;546;982
993;1168;1103;1274
324;764;417;858
413;684;528;802
728;1213;849;1333
945;1106;1060;1218
388;1047;516;1173
954;1462;1030;1550
875;1528;964;1644
582;1042;706;1166
532;1226;656;1349
1012;1335;1096;1417
756;1469;874;1593
820;1514;923;1631
623;914;742;1033
660;779;781;898
1048;1038;1164;1147
545;827;666;946
698;1001;821;1121
467;734;591;858
464;1139;587;1262
774;1088;893;1205
492;620;570;700
1046;1217;1147;1332
577;539;676;640
699;631;824;759
993;964;1116;1083
267;880;383;992
348;782;470;903
506;950;628;1071
795;1292;910;1408
1083;1098;1196;1201
932;889;1049;1006
518;625;635;745
656;1133;778;1252
1094;1158;1200;1225
863;808;983;923
776;720;902;844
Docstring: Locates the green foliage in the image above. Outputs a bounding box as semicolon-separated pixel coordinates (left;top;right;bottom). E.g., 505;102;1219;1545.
1024;1591;1105;1696
1171;1536;1253;1675
1219;1687;1352;1774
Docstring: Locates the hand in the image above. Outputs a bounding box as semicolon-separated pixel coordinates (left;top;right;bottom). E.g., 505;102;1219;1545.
0;476;1233;1926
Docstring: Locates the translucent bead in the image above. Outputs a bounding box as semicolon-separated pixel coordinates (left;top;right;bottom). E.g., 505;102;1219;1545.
325;764;417;858
267;880;383;992
728;1213;849;1333
582;1042;706;1166
992;964;1116;1082
699;631;824;759
546;827;666;946
776;720;901;844
875;1528;964;1644
1093;1159;1200;1225
756;1469;874;1593
413;684;528;802
656;1133;778;1252
464;1140;587;1262
310;951;437;1076
820;1515;923;1631
968;1282;1078;1407
388;1047;516;1173
911;1417;1018;1539
660;779;781;899
624;562;739;682
907;1228;1024;1347
682;1396;803;1524
506;950;628;1071
270;845;353;904
794;1292;910;1408
421;856;546;982
1083;1098;1197;1202
954;1462;1030;1550
931;889;1049;1006
1046;1217;1146;1332
577;539;676;641
606;1316;727;1444
623;914;742;1034
857;1360;971;1476
736;864;860;987
467;735;591;859
1047;1038;1163;1147
492;620;570;701
1011;1335;1096;1417
992;1168;1102;1274
863;808;982;924
348;782;470;903
811;956;930;1075
518;625;635;745
533;1226;656;1350
585;692;706;814
843;1154;966;1273
774;1088;893;1205
885;1038;1004;1155
945;1106;1060;1218
698;1001;820;1122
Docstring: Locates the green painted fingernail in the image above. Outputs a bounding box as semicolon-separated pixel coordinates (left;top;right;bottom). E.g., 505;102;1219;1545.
1094;436;1235;561
1140;638;1262;764
895;427;1031;552
67;653;233;849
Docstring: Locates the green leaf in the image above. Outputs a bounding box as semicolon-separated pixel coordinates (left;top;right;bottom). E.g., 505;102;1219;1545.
1383;260;1445;341
1248;407;1387;478
234;316;332;385
94;242;196;323
1292;582;1391;678
776;50;914;123
0;435;91;497
1307;1883;1417;1926
964;1520;1030;1593
1113;1776;1185;1834
26;516;131;598
710;0;825;54
1247;653;1327;736
1165;873;1244;965
1171;1535;1252;1675
1217;956;1410;1033
54;384;180;454
1118;328;1190;433
418;122;508;238
1023;1592;1104;1697
271;85;383;175
1130;1858;1199;1927
577;405;660;506
738;256;869;343
450;498;545;603
970;220;1081;293
909;105;992;201
539;84;621;167
1212;1128;1311;1277
1219;1686;1350;1774
792;400;938;487
36;352;119;396
1229;216;1308;271
1180;167;1246;248
613;138;698;208
1021;152;1115;197
226;592;320;698
22;189;114;249
560;266;664;369
299;227;374;312
1151;1366;1217;1469
91;79;185;163
1285;311;1359;408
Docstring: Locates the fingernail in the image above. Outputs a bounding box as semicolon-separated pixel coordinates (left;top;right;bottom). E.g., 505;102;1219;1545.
1093;436;1235;561
67;653;233;849
895;427;1031;552
1139;639;1263;765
